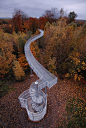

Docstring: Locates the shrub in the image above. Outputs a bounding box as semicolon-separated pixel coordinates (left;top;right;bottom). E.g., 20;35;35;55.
58;98;86;127
2;24;13;34
66;98;86;127
64;51;86;80
30;41;41;61
18;54;29;70
12;60;25;81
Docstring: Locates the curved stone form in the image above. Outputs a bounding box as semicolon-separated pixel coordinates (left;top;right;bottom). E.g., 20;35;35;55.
18;29;58;121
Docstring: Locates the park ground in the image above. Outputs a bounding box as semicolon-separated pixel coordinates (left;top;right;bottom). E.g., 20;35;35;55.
0;73;86;128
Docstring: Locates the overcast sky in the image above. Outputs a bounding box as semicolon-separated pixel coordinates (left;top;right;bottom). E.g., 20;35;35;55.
0;0;86;20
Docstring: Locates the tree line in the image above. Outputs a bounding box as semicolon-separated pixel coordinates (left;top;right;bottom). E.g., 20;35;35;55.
0;8;78;34
0;8;86;82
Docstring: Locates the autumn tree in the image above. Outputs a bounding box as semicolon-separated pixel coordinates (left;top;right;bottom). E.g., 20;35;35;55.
28;17;39;34
1;19;13;34
68;11;77;23
18;54;29;70
60;8;67;18
0;30;16;77
30;41;41;61
43;8;59;23
12;9;29;33
12;31;27;57
12;60;25;81
43;18;86;80
39;17;48;29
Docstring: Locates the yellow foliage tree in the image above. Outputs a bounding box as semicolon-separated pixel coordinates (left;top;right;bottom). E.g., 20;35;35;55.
43;19;86;80
0;30;16;76
12;60;25;81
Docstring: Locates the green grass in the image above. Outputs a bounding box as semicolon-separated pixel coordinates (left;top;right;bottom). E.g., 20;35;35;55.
0;80;15;98
66;97;86;128
58;97;86;128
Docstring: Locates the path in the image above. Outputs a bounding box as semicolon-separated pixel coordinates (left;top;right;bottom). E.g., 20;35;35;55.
24;29;57;90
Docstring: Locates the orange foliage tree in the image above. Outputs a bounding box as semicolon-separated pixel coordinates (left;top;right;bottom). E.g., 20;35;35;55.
39;17;48;29
18;54;29;70
30;41;41;61
12;9;29;33
28;17;39;34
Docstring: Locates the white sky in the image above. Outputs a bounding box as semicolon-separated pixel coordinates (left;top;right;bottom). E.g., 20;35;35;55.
0;0;86;20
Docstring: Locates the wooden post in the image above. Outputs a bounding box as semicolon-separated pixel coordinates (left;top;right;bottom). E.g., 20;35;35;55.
37;39;38;46
45;86;47;94
29;31;30;39
30;67;33;76
42;36;43;52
